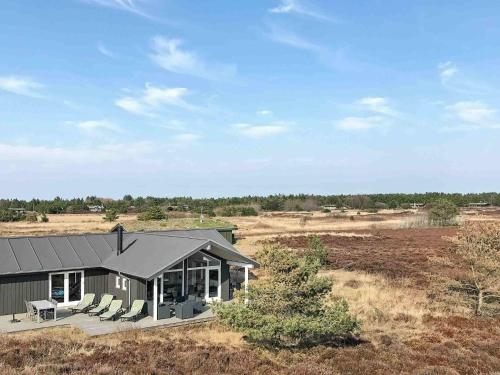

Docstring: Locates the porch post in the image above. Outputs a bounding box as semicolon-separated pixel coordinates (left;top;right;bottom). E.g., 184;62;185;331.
160;274;164;303
244;266;249;304
153;277;158;321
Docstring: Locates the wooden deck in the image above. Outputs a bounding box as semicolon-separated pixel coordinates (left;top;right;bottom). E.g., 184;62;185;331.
0;307;215;336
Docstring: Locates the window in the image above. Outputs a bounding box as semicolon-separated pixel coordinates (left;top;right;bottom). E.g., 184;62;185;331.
187;251;220;268
122;277;128;291
49;271;84;306
115;276;121;289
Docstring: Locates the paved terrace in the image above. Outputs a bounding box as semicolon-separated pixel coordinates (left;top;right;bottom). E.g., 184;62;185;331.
0;307;214;336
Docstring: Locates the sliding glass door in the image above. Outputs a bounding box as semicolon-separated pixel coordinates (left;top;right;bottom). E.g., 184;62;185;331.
49;271;84;306
186;252;221;302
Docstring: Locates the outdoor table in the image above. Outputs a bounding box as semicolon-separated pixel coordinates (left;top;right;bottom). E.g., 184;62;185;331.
30;300;57;323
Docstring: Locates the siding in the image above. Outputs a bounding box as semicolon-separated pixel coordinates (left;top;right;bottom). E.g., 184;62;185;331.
84;268;109;299
220;260;230;301
0;272;49;315
217;228;235;244
0;268;109;316
107;271;145;309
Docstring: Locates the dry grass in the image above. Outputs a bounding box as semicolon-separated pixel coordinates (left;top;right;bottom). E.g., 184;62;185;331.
324;270;432;343
0;214;231;237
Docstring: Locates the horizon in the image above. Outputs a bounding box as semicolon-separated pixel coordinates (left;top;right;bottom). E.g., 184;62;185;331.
1;191;499;202
1;1;500;198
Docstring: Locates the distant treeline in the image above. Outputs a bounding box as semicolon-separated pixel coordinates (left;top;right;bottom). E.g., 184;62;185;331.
0;192;498;215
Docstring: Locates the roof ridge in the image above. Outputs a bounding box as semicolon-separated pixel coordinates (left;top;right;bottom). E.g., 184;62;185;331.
137;232;213;241
0;231;115;240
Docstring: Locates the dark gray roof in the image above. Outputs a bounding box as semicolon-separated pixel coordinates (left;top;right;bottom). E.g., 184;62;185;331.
103;233;209;279
0;229;257;278
0;233;117;275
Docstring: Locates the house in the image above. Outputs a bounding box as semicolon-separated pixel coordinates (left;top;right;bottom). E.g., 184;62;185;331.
467;202;490;208
87;205;104;213
0;226;258;320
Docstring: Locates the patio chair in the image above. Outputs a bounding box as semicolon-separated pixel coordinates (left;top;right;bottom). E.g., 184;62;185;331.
99;300;123;321
69;293;95;314
25;301;37;321
88;294;114;316
120;300;146;322
187;295;204;313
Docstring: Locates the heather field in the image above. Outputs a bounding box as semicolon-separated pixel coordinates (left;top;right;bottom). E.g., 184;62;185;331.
0;209;499;374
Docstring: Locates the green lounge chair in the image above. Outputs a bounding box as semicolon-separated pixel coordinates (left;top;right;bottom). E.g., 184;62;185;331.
120;300;146;322
88;294;114;316
99;300;123;321
69;293;95;314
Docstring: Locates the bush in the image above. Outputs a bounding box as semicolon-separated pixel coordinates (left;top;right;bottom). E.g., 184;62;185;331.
322;208;331;213
428;199;459;226
240;206;258;216
25;212;38;223
103;209;119;222
0;209;24;222
138;205;168;221
40;213;49;223
214;242;359;346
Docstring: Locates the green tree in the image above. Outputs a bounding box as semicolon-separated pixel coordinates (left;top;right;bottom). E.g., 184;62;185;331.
304;235;328;266
453;222;500;315
103;209;119;222
428;199;459;226
138;205;167;221
214;245;359;346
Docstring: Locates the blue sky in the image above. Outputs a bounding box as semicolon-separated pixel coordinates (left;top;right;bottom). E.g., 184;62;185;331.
1;0;499;199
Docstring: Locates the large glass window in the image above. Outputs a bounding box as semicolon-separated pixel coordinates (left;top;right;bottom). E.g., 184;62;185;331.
187;252;220;268
187;269;206;298
50;271;83;305
208;269;219;298
68;272;82;302
51;274;65;303
163;271;183;302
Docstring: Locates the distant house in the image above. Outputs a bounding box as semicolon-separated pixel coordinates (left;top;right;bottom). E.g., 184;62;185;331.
0;226;257;320
321;205;337;211
87;205;104;213
410;203;425;209
468;202;490;208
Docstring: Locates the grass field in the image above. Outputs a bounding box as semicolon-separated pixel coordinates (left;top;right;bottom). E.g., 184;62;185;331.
0;209;499;374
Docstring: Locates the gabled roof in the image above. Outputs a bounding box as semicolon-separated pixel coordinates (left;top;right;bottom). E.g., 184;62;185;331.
0;229;258;278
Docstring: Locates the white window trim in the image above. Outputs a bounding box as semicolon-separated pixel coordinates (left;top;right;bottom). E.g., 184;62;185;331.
115;276;121;289
48;270;85;307
122;277;128;291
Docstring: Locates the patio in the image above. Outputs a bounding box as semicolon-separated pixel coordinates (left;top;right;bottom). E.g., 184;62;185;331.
0;306;215;336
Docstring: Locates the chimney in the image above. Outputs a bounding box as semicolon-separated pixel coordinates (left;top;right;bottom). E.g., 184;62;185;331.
117;224;123;255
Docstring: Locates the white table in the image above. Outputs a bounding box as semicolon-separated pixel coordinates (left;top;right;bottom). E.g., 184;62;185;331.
30;300;57;323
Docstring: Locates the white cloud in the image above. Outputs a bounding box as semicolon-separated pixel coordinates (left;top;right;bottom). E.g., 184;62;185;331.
97;42;115;58
265;25;350;70
232;123;288;138
357;97;396;116
336;116;385;131
150;36;236;80
257;110;273;116
438;61;458;83
0;76;44;97
446;101;499;128
81;0;152;19
115;96;146;115
75;120;122;135
115;84;197;115
269;0;334;22
266;26;322;51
